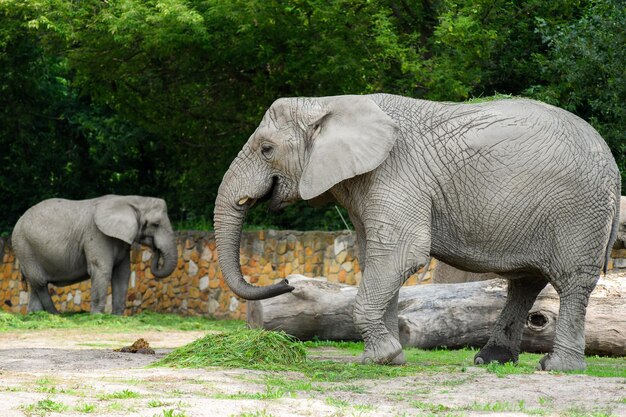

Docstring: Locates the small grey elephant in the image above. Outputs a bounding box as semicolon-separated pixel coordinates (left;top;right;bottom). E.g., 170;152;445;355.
12;195;178;314
214;94;620;372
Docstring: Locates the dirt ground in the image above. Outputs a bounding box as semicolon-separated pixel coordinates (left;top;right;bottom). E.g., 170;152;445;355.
0;329;623;417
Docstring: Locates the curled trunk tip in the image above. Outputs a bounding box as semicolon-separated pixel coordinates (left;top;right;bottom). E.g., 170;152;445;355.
150;247;177;279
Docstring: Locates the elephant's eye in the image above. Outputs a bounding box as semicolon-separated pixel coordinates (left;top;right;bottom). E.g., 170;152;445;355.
260;144;274;159
151;222;160;228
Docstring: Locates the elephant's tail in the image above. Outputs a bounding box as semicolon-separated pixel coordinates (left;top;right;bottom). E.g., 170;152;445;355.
604;190;621;275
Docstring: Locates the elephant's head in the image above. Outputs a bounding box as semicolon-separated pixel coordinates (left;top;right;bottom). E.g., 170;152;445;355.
94;195;178;279
214;95;398;300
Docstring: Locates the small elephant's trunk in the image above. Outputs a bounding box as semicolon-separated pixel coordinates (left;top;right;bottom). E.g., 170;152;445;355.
150;236;178;279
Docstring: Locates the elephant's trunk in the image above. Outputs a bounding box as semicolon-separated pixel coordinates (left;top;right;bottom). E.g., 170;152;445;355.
214;161;294;300
150;231;178;279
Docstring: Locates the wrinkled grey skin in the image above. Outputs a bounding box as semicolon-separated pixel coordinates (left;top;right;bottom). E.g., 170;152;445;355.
615;196;626;247
432;261;500;284
12;195;177;314
214;94;620;371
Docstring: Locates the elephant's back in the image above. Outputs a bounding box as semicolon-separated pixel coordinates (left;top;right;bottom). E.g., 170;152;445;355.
427;99;620;274
13;198;94;264
464;98;612;158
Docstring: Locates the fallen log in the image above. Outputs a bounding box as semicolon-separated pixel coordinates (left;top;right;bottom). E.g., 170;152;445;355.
247;274;626;356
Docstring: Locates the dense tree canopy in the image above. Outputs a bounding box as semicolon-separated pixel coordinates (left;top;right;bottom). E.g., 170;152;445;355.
1;0;624;233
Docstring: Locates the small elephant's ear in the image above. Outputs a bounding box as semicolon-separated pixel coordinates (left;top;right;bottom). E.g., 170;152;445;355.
299;95;398;200
94;197;139;245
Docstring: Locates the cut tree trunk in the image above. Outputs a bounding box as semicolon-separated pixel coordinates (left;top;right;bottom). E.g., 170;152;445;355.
247;274;626;356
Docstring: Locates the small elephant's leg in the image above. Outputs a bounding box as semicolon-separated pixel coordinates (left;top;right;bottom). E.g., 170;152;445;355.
538;272;598;371
111;256;131;315
89;263;113;314
27;287;43;312
21;267;58;314
35;285;59;314
475;276;547;365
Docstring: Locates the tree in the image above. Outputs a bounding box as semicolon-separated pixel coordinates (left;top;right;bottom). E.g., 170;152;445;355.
528;0;626;182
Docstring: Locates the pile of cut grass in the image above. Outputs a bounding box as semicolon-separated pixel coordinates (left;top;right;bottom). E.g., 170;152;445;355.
154;328;307;369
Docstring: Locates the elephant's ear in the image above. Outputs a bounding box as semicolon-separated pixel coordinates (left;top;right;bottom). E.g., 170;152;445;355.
299;95;398;200
94;197;139;245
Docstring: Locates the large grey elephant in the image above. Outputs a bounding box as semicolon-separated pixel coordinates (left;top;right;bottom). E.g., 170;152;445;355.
214;94;620;371
12;195;178;314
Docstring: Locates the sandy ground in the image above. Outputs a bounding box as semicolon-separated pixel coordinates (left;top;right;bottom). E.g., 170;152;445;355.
0;329;623;417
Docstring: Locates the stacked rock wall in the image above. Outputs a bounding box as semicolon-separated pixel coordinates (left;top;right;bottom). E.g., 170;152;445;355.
2;231;625;319
0;230;432;319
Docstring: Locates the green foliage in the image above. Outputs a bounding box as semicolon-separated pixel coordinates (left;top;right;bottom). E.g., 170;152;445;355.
527;0;626;181
0;0;624;233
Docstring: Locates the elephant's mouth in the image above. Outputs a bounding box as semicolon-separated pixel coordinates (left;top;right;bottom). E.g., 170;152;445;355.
237;176;294;212
264;177;288;212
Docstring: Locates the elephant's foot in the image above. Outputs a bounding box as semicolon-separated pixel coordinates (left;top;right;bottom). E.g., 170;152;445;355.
361;335;403;365
474;345;517;365
389;351;406;365
537;352;586;372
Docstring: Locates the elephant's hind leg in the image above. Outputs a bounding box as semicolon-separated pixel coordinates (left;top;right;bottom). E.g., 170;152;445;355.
34;285;59;314
27;286;44;312
538;270;598;371
22;266;59;314
26;284;58;314
475;276;547;365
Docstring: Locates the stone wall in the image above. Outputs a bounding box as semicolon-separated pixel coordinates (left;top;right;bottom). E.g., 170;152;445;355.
2;231;625;320
0;231;433;320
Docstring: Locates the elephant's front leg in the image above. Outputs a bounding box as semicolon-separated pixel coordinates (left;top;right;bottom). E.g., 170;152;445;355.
354;239;429;365
382;291;406;365
111;255;131;315
88;259;113;314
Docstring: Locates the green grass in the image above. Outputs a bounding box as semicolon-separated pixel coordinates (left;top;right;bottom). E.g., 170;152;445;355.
156;330;626;382
214;385;291;400
6;311;623;381
148;400;169;408
22;398;69;416
74;403;96;413
233;411;274;417
562;406;617;417
466;400;524;412
154;328;306;369
483;352;626;378
98;389;140;400
485;361;535;377
154;410;187;417
325;397;350;408
0;310;243;332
